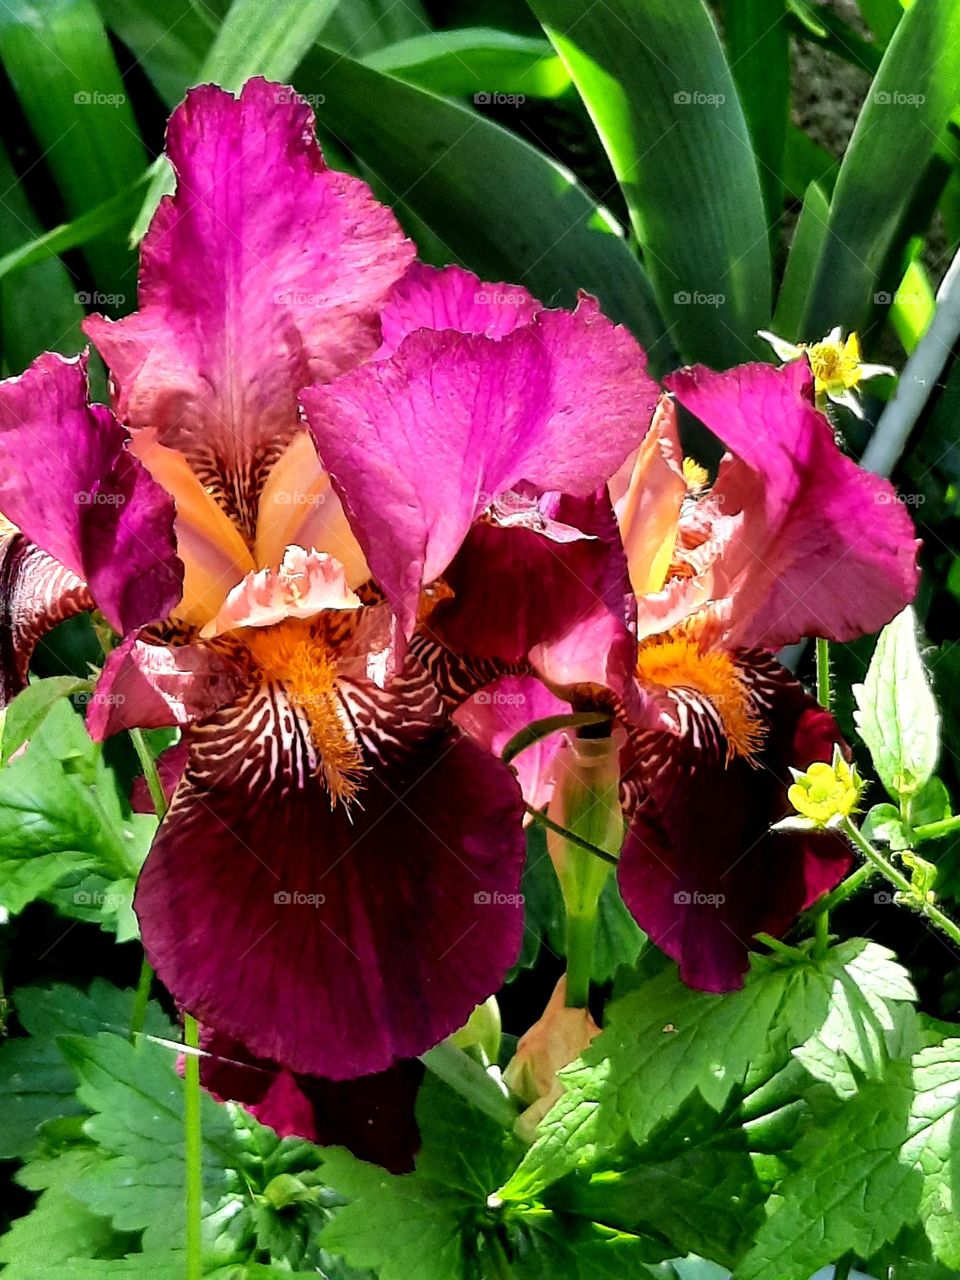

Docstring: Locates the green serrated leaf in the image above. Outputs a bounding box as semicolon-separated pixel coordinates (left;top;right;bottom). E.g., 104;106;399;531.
0;699;153;925
504;940;915;1200
0;980;171;1160
321;1073;660;1280
498;1058;611;1202
2;677;91;762
741;1038;960;1278
791;939;918;1091
549;1121;766;1269
864;802;915;851
854;608;940;803
58;1033;251;1255
0;1148;131;1277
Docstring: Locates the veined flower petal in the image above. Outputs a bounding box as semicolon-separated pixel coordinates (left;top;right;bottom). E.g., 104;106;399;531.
135;669;526;1079
376;262;539;357
0;530;92;705
0;352;182;635
85;78;413;539
618;658;852;991
303;296;658;639
666;359;919;649
88;632;246;740
253;431;369;587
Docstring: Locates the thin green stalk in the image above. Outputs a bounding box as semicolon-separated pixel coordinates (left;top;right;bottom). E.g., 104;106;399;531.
839;816;960;949
812;635;831;948
806;861;876;918
814;908;830;958
913;813;960;843
815;636;831;709
524;804;618;866
129;953;153;1041
183;1013;203;1280
755;932;807;961
127;727;165;1038
564;912;596;1008
129;727;168;819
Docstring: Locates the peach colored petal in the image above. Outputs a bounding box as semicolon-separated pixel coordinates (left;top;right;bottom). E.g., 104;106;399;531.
130;428;254;629
611;395;686;598
254;432;369;587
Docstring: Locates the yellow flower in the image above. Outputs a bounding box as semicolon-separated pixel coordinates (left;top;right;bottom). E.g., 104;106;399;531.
785;746;862;829
758;326;895;418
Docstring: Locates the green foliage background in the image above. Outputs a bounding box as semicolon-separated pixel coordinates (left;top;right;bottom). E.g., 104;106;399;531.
2;1;960;1277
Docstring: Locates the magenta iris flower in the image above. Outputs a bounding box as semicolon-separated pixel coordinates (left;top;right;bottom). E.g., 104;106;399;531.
454;360;920;993
611;361;919;991
0;79;656;1079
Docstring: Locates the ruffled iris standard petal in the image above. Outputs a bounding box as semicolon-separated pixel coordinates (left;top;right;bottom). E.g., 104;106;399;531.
0;352;182;636
666;360;919;649
135;670;525;1079
303;296;659;639
376;262;539;357
618;660;852;992
85;78;413;538
0;530;92;705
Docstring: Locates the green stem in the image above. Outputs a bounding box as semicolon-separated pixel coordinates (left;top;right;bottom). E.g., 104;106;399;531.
814;908;830;958
129;953;153;1041
839;816;960;949
524;804;619;866
806;861;876;917
183;1013;203;1280
913;813;960;843
127;728;164;1040
755;932;807;961
815;636;831;709
129;727;168;820
564;911;596;1008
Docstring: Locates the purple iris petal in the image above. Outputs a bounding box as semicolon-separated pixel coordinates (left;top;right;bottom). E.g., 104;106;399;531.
0;351;181;635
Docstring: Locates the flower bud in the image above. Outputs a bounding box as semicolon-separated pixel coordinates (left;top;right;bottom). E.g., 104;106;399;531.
503;976;600;1144
546;728;625;918
449;995;501;1064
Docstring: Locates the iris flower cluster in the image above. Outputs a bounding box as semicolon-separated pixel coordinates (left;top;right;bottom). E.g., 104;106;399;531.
0;81;918;1130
